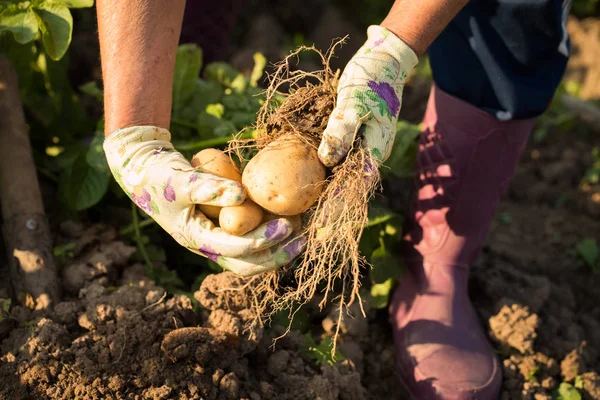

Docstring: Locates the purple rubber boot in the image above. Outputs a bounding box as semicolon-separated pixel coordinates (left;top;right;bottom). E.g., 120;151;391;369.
390;85;536;399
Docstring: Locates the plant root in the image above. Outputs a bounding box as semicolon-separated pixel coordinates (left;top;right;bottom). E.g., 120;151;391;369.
226;38;381;355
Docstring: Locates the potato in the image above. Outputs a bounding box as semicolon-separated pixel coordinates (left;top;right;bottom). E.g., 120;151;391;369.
219;199;264;236
191;148;242;182
262;212;303;233
242;137;326;215
198;204;221;219
192;148;242;220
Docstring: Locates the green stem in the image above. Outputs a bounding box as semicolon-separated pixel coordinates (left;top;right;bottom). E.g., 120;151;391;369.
131;203;154;277
175;131;254;152
119;217;155;236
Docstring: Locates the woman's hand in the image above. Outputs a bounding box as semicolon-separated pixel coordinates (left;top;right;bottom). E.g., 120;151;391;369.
317;25;418;168
104;125;305;276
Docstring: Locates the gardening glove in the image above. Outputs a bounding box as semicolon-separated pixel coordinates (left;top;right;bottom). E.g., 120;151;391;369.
318;25;418;167
103;125;303;276
206;234;307;277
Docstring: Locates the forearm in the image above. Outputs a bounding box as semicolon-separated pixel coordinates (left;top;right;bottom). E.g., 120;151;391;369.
381;0;468;57
97;0;186;135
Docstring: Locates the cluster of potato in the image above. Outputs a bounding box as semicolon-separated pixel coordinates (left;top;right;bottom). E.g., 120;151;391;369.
191;137;326;236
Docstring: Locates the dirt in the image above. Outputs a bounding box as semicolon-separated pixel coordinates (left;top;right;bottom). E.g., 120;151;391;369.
565;17;600;101
2;121;599;400
0;224;367;400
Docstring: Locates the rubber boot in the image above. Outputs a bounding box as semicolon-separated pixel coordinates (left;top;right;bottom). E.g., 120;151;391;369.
390;84;536;399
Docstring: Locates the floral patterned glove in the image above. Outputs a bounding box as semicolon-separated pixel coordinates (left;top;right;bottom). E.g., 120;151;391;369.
318;25;418;167
103;126;304;277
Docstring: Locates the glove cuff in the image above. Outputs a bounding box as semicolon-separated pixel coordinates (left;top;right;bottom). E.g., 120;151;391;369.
366;25;419;73
104;125;172;147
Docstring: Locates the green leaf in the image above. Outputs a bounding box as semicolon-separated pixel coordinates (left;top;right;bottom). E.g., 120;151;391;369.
214;121;237;137
370;278;395;309
0;6;39;44
194;79;223;103
59;150;111;210
48;145;82;171
85;131;109;173
527;366;540;382
300;334;344;365
175;79;223;124
79;81;103;102
196;112;222;135
196;112;236;138
229;111;256;130
204;62;243;88
576;238;599;270
60;0;94;8
0;34;37;94
366;205;402;227
172;44;203;116
151;267;184;291
230;73;247;94
553;382;581;400
250;52;267;87
32;1;73;60
205;103;224;119
34;50;93;137
222;93;253;112
369;240;403;284
384;121;420;178
358;226;381;257
2;298;11;313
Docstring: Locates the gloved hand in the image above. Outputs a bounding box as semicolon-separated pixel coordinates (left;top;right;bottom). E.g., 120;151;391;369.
318;25;418;167
103;126;306;277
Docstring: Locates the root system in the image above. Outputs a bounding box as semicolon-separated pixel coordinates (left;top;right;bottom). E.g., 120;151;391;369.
227;40;381;353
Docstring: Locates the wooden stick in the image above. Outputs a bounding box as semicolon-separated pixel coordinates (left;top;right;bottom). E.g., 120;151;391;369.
0;56;60;310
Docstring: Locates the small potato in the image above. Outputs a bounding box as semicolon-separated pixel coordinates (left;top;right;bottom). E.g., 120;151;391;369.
198;204;221;219
262;212;302;233
219;199;264;236
192;149;242;221
242;137;326;215
191;148;242;182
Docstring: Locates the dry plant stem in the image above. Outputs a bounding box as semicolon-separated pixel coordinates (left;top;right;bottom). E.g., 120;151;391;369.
0;57;60;310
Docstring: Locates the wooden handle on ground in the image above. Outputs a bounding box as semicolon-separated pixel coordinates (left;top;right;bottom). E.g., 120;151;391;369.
0;56;60;310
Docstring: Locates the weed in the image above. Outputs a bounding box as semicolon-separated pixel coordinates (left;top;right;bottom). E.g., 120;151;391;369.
576;238;599;273
552;382;582;400
300;333;345;366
